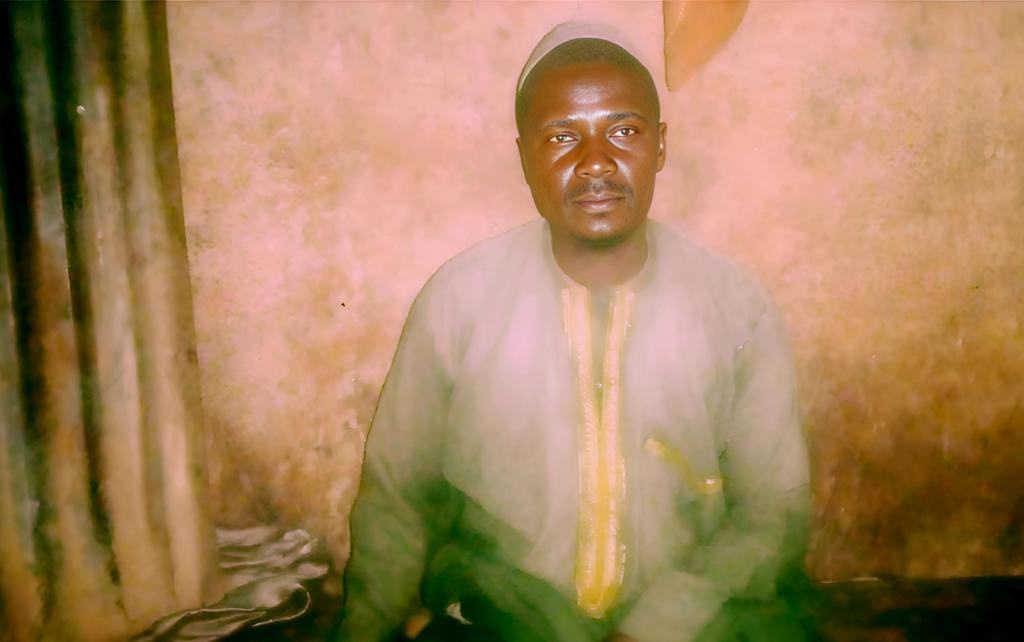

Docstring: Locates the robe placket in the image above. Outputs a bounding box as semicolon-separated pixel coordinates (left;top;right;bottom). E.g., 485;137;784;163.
563;284;634;618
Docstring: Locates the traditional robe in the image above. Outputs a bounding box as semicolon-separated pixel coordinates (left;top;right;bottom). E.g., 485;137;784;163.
336;218;810;642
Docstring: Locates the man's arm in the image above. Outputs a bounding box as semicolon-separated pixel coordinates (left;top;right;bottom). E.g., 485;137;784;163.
335;283;456;642
616;301;811;642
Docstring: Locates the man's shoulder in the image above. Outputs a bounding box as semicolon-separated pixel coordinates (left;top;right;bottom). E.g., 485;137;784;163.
648;220;778;341
650;220;772;305
423;218;546;296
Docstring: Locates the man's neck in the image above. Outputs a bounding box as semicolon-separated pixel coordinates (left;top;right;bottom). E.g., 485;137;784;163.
550;220;649;290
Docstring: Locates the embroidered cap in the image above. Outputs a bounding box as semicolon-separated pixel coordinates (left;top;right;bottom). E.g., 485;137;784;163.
516;20;644;95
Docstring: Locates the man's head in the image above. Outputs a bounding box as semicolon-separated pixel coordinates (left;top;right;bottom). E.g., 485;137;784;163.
516;32;666;249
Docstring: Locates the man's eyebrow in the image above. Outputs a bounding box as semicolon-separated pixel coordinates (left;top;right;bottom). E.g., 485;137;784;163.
606;111;648;123
539;111;649;131
540;117;578;130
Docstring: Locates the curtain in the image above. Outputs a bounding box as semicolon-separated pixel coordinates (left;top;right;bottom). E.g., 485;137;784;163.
0;2;221;640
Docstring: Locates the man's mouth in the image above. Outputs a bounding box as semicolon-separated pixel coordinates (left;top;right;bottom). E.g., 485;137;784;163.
575;192;623;211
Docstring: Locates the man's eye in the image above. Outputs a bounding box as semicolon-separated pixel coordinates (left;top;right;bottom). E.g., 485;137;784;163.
611;127;637;137
549;134;574;143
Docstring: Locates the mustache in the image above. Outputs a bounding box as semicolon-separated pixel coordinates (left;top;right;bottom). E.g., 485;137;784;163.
565;179;634;203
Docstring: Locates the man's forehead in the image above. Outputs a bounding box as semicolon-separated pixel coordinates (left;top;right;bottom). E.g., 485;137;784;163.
534;60;641;91
528;64;656;122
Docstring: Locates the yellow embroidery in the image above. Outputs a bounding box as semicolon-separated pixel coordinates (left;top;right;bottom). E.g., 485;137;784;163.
644;437;722;497
564;286;631;618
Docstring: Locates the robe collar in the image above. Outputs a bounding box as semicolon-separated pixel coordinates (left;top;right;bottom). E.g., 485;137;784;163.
541;220;656;295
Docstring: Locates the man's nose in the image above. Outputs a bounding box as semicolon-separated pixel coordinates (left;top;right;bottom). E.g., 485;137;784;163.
574;138;617;179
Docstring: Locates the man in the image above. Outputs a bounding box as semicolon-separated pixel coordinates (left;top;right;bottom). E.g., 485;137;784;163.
335;21;811;642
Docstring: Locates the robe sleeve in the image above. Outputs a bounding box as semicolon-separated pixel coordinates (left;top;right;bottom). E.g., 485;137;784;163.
334;279;456;642
617;301;811;642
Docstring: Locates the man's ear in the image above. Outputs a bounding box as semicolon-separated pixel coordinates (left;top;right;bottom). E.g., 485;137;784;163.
516;137;529;181
655;122;668;172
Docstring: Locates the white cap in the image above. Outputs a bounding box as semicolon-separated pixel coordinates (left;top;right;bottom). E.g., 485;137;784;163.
516;20;643;95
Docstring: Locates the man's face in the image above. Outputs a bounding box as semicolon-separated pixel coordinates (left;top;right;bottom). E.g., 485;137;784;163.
517;61;667;248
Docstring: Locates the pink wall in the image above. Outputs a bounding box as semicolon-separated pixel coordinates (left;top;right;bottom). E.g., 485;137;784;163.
167;1;1024;580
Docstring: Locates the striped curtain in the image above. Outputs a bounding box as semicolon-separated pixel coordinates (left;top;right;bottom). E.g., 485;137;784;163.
0;2;221;640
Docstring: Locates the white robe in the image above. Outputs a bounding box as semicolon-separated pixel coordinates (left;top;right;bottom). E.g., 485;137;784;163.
337;218;810;642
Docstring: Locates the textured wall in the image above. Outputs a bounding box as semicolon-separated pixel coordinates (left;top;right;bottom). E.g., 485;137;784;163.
166;1;1024;580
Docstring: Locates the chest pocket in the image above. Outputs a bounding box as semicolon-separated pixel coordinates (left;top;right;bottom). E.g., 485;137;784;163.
644;436;727;544
644;437;722;497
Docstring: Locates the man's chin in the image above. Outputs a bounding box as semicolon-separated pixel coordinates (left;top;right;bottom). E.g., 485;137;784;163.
573;229;630;249
572;220;647;249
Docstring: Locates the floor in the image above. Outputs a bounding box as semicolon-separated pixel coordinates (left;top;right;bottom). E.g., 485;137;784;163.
225;575;1024;642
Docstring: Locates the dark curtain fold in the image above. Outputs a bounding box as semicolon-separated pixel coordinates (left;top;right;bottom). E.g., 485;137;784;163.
0;2;221;640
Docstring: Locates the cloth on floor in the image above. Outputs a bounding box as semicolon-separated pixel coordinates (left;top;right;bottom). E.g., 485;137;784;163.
130;526;329;642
